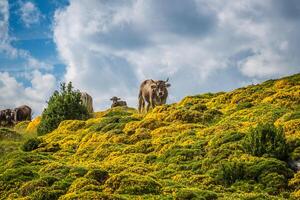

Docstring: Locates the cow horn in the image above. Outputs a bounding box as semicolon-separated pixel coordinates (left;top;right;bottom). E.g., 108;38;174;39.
165;77;169;82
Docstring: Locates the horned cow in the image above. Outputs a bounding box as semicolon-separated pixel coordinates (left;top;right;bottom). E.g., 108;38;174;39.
138;78;171;113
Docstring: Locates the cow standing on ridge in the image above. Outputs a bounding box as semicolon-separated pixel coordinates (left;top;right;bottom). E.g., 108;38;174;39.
138;78;171;113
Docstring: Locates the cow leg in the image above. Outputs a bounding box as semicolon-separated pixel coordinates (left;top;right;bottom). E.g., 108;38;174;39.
146;102;151;112
138;96;144;113
148;98;155;111
139;96;146;113
141;100;145;113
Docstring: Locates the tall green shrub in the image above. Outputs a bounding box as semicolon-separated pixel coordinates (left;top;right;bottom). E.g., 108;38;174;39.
243;123;288;160
37;82;89;135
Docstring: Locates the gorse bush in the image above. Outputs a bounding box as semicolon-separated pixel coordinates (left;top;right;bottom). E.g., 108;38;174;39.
37;82;89;135
22;138;42;152
0;73;299;199
243;123;288;160
218;161;245;186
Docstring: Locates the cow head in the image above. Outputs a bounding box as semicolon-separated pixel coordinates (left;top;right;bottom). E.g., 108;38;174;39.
110;96;121;103
2;109;14;123
151;78;171;99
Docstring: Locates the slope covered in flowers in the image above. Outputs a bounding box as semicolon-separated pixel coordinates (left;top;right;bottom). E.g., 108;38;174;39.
0;73;299;199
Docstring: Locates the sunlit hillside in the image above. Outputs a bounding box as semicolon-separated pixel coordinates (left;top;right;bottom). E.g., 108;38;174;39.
0;73;299;200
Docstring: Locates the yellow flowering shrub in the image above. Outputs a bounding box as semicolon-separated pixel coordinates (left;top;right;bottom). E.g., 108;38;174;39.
26;116;41;133
0;73;299;199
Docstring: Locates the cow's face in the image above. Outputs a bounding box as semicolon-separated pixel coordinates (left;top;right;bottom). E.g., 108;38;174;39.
3;110;13;122
151;81;171;98
110;97;120;103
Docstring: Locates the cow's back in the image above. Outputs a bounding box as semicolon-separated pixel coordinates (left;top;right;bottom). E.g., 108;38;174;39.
80;92;94;113
15;105;32;121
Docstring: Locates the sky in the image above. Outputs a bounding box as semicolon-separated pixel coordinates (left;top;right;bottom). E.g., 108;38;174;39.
0;0;299;116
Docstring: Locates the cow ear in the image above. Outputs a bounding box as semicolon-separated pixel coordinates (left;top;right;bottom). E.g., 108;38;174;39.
165;83;171;87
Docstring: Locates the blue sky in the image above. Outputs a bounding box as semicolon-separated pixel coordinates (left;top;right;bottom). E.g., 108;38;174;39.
6;0;68;83
0;0;299;115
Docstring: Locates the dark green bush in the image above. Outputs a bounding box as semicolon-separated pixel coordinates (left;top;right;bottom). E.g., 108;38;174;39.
243;123;288;160
31;188;64;200
218;161;245;186
105;173;161;195
175;188;218;200
37;82;89;135
69;167;88;178
40;176;59;186
22;138;42;152
236;102;253;110
85;169;109;184
0;167;36;182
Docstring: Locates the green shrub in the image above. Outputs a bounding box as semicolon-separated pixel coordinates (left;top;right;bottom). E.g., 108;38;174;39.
218;161;245;186
0;167;36;182
69;167;88;178
175;188;218;200
37;82;89;135
67;177;100;193
84;169;109;184
236;102;253;110
31;188;64;200
40;176;59;186
20;180;48;196
243;123;288;160
59;191;124;200
245;158;293;183
105;173;161;195
259;172;286;194
52;176;75;191
22;138;42;152
14;121;30;132
0;128;22;140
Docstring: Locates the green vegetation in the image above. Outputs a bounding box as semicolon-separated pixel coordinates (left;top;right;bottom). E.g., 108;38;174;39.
22;138;42;152
0;73;299;199
37;82;90;135
243;123;288;160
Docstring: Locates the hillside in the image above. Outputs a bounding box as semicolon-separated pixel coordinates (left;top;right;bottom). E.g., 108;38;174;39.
0;73;300;200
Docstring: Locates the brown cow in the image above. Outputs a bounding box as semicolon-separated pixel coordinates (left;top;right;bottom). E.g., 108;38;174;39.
110;97;127;108
14;105;32;122
138;78;171;113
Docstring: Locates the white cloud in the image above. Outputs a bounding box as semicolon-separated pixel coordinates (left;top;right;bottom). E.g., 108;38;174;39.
53;0;300;110
0;71;56;116
0;0;18;57
0;0;57;116
19;1;42;27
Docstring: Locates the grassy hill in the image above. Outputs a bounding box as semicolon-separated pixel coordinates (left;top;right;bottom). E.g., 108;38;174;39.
0;73;299;199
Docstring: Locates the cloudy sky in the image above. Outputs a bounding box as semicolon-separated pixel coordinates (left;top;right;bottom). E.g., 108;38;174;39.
0;0;299;115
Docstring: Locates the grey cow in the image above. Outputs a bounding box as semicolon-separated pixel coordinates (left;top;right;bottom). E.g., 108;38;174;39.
110;97;127;108
138;78;171;113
